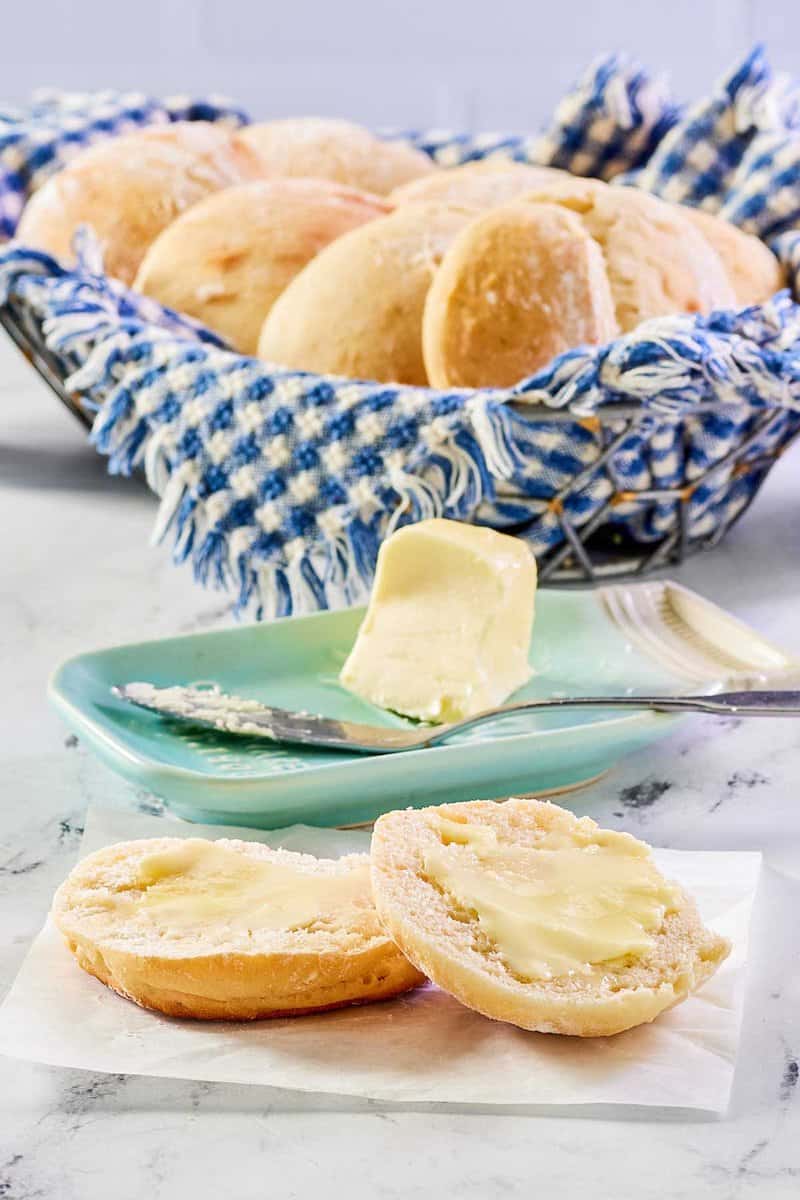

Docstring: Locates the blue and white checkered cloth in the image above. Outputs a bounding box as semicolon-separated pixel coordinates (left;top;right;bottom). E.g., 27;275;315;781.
618;45;800;235
2;48;800;617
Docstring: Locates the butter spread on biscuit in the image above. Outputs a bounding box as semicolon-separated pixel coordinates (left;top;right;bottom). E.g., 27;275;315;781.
101;840;371;935
423;813;681;980
339;519;536;723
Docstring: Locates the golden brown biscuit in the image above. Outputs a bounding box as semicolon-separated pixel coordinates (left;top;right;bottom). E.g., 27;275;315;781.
237;117;435;195
134;179;390;353
16;122;266;285
524;177;736;330
371;799;730;1038
422;201;619;389
390;160;569;208
52;837;425;1020
258;202;478;385
681;207;784;305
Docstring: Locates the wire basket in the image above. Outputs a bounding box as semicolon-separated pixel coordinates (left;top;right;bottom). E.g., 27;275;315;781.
3;281;798;588
2;50;800;614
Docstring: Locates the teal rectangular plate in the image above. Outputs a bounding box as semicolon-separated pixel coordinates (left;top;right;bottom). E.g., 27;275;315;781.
48;582;795;828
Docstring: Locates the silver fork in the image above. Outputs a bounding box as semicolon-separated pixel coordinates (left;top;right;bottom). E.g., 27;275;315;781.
113;682;800;755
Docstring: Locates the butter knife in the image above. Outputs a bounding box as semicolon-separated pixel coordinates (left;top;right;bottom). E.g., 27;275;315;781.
112;682;800;755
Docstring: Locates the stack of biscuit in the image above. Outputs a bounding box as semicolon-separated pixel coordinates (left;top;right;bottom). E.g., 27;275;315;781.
53;797;729;1037
15;117;783;382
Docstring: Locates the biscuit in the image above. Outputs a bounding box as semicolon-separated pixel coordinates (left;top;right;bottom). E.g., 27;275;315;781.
134;178;390;353
237;117;435;195
390;160;569;208
16;122;265;285
524;177;736;330
371;798;730;1037
52;837;425;1020
422;200;619;388
682;207;785;305
258;202;478;384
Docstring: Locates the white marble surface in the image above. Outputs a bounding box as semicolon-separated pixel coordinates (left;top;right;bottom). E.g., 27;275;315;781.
1;339;799;1198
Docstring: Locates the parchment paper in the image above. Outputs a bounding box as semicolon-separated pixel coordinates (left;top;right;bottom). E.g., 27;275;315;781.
0;805;761;1112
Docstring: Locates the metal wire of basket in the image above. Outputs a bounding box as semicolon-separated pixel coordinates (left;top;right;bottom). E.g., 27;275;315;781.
1;298;94;429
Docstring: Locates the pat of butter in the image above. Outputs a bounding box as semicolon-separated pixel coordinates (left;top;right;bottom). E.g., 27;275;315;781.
423;815;681;980
108;840;371;934
339;519;537;723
